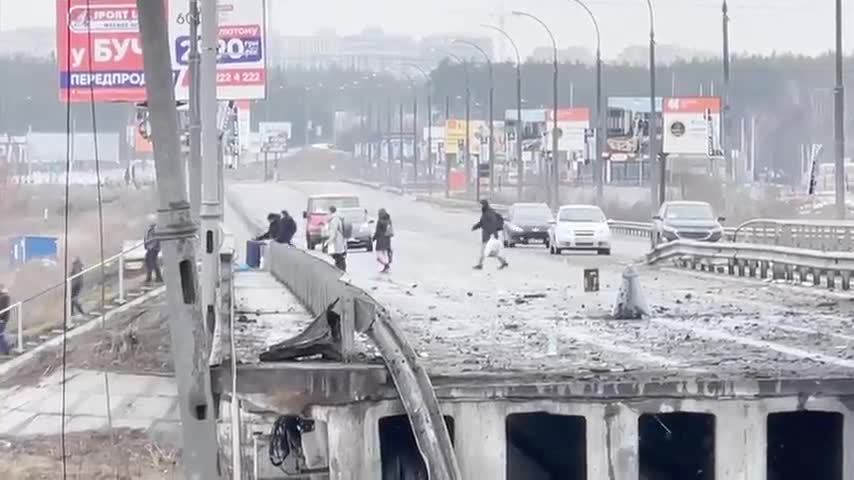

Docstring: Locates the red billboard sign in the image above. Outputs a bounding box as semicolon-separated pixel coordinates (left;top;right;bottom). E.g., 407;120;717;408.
56;0;151;102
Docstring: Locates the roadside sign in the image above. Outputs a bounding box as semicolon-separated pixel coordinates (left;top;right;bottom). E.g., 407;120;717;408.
56;0;153;102
477;163;490;178
169;0;267;100
662;97;721;156
259;122;291;153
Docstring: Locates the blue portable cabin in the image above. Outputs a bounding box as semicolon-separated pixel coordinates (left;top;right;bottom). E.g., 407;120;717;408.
8;235;59;266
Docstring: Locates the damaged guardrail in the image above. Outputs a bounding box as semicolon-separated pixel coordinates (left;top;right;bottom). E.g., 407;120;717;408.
647;239;854;290
226;190;462;480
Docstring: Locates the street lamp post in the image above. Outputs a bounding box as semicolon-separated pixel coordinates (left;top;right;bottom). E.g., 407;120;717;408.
513;11;560;208
642;0;660;209
454;39;494;200
834;0;845;219
404;63;433;194
438;50;471;198
482;24;524;202
722;0;731;184
403;74;418;190
569;0;604;204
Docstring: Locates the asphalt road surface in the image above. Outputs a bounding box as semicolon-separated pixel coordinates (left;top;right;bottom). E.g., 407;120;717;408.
229;180;854;382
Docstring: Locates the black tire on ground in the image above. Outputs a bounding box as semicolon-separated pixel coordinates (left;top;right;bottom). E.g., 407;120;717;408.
555;248;563;255
367;242;374;252
306;236;314;250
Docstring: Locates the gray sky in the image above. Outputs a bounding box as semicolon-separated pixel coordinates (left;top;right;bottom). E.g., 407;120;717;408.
2;0;848;60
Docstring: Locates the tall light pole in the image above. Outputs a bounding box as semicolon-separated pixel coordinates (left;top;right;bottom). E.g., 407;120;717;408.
454;39;494;199
513;11;560;208
402;73;418;190
569;0;604;205
438;50;471;197
642;0;660;208
722;1;731;186
834;0;845;219
482;23;523;202
404;63;433;193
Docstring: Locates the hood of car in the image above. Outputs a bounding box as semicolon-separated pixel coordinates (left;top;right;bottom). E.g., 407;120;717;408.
555;221;607;230
664;219;720;230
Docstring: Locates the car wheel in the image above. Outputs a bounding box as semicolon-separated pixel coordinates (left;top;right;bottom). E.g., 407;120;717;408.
598;248;611;256
549;244;555;255
555;248;562;255
367;242;374;252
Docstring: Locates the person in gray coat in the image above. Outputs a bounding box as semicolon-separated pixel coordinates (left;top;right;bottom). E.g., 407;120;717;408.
325;206;347;271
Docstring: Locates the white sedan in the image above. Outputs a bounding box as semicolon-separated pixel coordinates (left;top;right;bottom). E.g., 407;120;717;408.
548;205;612;255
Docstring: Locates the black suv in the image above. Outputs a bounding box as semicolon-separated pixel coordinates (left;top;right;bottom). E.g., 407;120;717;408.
503;203;554;248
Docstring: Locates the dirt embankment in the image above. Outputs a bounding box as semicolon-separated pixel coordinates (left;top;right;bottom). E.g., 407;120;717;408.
0;429;182;479
0;185;157;337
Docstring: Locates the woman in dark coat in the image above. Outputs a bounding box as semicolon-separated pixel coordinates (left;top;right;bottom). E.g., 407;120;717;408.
373;208;393;273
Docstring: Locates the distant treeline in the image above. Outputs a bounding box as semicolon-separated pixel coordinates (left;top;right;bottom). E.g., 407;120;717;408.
2;53;852;180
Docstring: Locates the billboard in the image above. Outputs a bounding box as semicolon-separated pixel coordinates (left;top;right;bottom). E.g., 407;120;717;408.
662;97;721;156
546;108;590;154
169;0;267;101
57;0;267;103
56;0;150;102
604;96;663;161
259;122;291;152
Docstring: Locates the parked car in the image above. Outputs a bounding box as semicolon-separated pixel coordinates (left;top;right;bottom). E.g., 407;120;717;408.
652;201;725;243
338;207;375;251
503;203;554;248
303;194;360;250
548;205;611;255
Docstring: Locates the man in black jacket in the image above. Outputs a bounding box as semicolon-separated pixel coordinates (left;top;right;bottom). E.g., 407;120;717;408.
256;213;281;242
0;284;10;355
471;200;509;270
278;210;297;245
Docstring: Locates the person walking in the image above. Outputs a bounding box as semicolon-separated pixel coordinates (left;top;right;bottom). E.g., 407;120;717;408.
278;210;297;245
144;218;163;283
373;208;393;273
70;257;85;316
472;200;509;270
325;206;347;271
0;285;11;355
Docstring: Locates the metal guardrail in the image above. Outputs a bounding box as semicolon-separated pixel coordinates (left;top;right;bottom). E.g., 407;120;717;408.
732;218;854;251
227;189;461;479
0;241;146;353
647;239;854;290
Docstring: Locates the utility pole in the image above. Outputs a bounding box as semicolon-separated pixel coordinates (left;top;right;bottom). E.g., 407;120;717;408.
200;0;222;347
399;101;404;191
136;1;221;478
413;92;419;188
722;0;731;182
188;0;201;221
387;96;393;185
834;0;846;219
445;95;451;198
645;0;659;211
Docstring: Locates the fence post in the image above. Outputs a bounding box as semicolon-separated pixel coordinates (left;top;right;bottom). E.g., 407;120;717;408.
118;252;125;304
65;278;72;322
15;303;23;354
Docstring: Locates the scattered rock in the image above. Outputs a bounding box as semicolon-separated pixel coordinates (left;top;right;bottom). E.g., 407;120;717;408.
429;317;439;322
466;292;473;297
684;293;693;300
503;323;520;330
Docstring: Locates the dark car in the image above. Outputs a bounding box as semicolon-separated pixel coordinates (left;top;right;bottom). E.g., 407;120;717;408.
503;203;554;248
652;201;725;244
338;207;375;251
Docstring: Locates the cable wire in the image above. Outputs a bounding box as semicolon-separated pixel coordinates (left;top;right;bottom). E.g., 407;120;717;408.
83;0;118;474
61;1;72;477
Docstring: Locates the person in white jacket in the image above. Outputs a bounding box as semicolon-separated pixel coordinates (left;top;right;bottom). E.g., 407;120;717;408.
324;205;348;271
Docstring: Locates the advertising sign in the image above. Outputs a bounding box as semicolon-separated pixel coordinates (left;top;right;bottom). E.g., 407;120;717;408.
169;0;267;101
259;122;291;153
662;97;721;156
56;0;150;102
605;96;663;161
546;108;590;154
444;119;468;155
504;109;547;123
